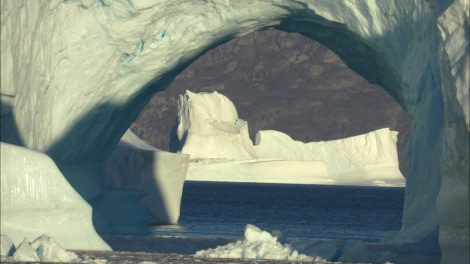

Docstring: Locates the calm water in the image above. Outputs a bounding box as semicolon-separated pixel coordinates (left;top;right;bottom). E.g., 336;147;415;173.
152;181;404;242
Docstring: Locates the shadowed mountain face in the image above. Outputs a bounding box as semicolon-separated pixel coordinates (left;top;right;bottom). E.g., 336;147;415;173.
130;30;411;175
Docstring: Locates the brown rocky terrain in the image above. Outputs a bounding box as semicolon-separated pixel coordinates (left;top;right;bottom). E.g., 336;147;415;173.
130;30;411;175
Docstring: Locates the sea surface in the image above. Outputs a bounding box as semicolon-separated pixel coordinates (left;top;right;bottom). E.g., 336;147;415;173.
104;181;405;255
156;181;404;241
3;182;419;263
90;181;413;263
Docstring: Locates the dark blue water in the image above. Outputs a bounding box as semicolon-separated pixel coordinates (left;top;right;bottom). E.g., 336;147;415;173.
152;181;404;242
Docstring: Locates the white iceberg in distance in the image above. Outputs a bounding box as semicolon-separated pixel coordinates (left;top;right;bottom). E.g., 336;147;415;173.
176;90;257;160
254;128;405;186
177;90;404;187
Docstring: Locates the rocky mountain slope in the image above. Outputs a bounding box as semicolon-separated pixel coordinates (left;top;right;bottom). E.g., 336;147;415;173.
130;30;411;175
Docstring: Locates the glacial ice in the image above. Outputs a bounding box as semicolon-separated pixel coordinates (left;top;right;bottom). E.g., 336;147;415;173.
100;129;189;225
195;224;316;262
255;129;405;186
0;143;110;251
177;90;405;187
13;240;39;262
1;235;15;257
195;225;391;263
176;90;257;160
1;234;78;263
0;0;468;262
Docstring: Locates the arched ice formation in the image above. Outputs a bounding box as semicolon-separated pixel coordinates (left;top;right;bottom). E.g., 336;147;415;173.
0;0;468;263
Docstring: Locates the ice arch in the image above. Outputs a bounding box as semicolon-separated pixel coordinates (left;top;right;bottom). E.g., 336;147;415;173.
1;0;468;263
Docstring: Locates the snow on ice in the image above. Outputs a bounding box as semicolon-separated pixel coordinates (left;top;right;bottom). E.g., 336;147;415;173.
1;234;78;263
195;224;317;262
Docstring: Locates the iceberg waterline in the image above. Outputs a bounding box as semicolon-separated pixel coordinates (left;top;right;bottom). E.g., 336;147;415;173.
1;1;468;263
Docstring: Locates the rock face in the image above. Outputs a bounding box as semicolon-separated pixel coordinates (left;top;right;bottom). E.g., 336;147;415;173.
0;1;468;263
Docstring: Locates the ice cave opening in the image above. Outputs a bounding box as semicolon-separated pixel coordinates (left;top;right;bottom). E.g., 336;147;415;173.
130;29;413;176
124;29;412;239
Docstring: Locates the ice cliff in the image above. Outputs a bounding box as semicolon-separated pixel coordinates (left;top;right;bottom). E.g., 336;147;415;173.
176;90;256;160
100;129;189;225
1;0;468;263
0;143;110;250
254;129;404;186
176;90;404;187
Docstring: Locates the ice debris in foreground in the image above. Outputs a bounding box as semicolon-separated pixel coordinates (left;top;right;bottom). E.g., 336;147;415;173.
1;234;78;262
194;224;321;262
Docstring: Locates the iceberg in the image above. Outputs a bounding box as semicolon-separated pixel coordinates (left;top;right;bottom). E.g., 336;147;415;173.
195;225;382;263
0;143;110;251
1;0;467;262
254;128;405;187
195;224;316;262
176;90;256;160
1;234;78;263
100;129;189;225
177;90;405;187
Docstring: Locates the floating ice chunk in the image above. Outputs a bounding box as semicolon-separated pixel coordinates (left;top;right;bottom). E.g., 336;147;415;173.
13;239;39;262
195;224;314;261
1;235;15;257
7;235;78;263
32;235;78;262
244;224;277;243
